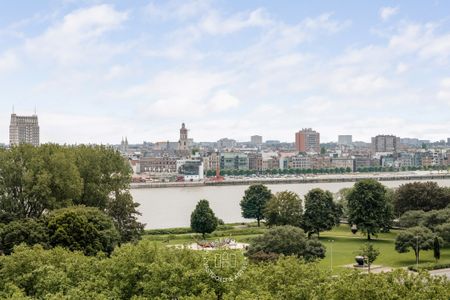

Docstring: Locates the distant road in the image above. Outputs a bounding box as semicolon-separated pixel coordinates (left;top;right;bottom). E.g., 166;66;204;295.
131;171;450;189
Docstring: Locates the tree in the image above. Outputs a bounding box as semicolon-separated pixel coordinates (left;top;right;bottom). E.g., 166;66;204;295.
106;191;144;244
393;182;450;215
190;199;218;238
264;191;302;227
422;208;450;230
0;218;49;255
357;243;380;273
0;144;82;220
435;223;450;245
395;226;435;265
240;184;272;227
433;236;441;262
302;188;341;237
246;225;326;262
334;188;351;218
46;206;120;256
347;179;393;240
398;210;426;228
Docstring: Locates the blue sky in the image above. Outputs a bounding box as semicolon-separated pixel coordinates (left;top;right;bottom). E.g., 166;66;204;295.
1;0;450;144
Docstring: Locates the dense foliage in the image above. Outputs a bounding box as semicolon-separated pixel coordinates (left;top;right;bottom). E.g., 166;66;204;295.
246;225;326;262
0;144;144;247
395;226;437;264
46;206;120;255
240;184;272;227
347;179;393;240
302;188;341;237
393;182;450;215
190;199;218;238
0;242;448;299
264;191;303;227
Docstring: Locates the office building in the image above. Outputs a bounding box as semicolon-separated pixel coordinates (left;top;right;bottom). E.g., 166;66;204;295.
295;128;320;153
9;113;40;146
371;135;400;153
250;135;263;145
338;135;352;146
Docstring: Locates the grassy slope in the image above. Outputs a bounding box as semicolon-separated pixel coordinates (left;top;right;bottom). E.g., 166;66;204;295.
143;224;450;272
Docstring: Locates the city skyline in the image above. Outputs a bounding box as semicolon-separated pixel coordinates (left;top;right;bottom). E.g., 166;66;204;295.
1;1;450;144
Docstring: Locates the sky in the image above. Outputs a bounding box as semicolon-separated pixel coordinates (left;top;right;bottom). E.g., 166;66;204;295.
1;0;450;144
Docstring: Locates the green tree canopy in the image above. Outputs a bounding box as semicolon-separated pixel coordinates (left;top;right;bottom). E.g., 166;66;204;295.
393;182;450;215
240;184;272;227
347;179;393;240
246;225;326;262
0;218;48;255
0;144;82;220
264;191;303;227
46;206;120;256
190;199;218;238
357;242;380;273
435;223;450;246
302;188;341;237
394;226;435;265
398;210;426;228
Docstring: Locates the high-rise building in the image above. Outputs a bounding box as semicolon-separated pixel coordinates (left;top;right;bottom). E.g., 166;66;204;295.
9;113;40;146
338;135;352;145
250;135;263;145
371;135;400;153
295;128;320;153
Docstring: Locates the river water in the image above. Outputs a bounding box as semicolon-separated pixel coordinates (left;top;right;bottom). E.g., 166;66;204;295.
132;179;450;229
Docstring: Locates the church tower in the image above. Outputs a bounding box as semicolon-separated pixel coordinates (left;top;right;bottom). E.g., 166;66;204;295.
178;123;189;153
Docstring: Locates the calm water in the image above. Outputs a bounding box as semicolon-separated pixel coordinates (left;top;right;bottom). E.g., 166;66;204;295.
132;179;450;229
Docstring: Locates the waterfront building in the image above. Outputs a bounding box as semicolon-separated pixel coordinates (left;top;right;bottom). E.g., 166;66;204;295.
289;156;311;169
9;113;40;146
295;128;320;153
331;157;354;170
354;155;371;170
220;152;249;170
371;135;400;153
311;156;331;170
338;135;352;146
250;135;263;145
139;155;177;173
262;156;279;170
248;153;263;170
176;159;204;181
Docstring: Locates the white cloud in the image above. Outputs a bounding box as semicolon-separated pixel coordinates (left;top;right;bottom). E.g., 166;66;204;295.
0;51;19;73
380;6;398;21
437;77;450;105
198;8;272;35
145;0;211;21
25;4;128;65
208;90;239;111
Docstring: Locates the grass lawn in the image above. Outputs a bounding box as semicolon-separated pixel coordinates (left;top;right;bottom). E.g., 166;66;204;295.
143;224;450;273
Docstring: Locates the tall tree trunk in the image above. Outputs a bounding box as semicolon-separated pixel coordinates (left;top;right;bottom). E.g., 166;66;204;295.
367;233;371;240
257;217;260;227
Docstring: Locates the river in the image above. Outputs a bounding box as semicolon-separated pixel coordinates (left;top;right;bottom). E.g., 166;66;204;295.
132;179;450;229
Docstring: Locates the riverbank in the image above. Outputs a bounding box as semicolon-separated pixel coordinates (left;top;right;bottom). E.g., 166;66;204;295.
131;171;450;189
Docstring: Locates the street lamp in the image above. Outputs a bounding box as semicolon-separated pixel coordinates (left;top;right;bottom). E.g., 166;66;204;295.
415;235;419;269
328;239;334;271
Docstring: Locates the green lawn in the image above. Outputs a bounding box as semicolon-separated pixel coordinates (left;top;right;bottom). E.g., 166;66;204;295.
143;224;450;273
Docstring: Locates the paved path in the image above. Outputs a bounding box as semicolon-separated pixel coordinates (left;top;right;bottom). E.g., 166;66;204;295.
429;268;450;279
